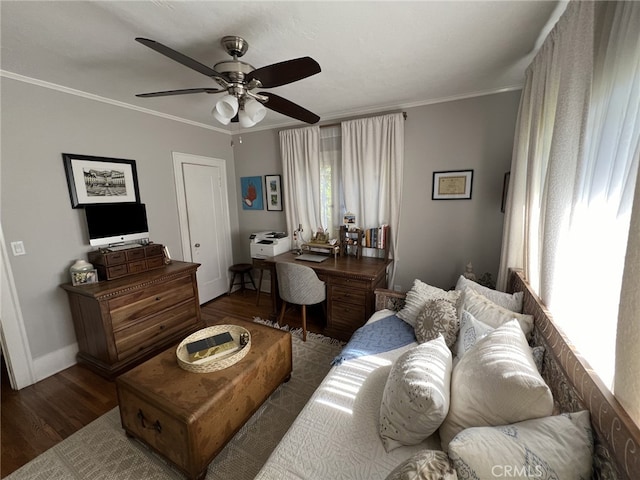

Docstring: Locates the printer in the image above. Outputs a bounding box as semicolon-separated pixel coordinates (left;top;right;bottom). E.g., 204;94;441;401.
250;231;290;259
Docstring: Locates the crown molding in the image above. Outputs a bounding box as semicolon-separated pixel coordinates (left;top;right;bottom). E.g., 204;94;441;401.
0;70;230;135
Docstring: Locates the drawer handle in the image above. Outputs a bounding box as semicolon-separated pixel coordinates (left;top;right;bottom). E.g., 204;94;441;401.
155;296;161;301
137;409;162;433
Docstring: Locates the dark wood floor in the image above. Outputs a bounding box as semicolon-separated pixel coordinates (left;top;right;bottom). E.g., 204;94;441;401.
0;289;325;478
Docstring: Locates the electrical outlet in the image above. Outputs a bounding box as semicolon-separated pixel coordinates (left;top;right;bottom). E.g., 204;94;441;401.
11;241;26;256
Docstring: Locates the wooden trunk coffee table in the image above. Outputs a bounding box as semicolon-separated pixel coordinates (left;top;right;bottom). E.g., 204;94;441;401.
116;317;292;480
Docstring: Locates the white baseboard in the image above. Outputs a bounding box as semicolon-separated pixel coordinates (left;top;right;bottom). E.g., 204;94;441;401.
32;343;79;383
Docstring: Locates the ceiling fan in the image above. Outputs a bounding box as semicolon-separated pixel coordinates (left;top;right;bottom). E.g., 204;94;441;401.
135;35;321;127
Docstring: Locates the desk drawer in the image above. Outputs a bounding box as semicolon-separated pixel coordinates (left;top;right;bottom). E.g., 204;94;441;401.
330;287;367;305
127;260;148;274
114;302;198;360
330;276;369;289
109;275;195;329
126;249;146;261
106;263;129;279
331;300;366;327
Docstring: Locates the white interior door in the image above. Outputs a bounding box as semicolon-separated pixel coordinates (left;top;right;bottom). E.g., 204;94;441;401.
173;153;232;304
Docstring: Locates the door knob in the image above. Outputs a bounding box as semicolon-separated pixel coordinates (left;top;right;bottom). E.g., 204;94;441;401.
194;243;200;248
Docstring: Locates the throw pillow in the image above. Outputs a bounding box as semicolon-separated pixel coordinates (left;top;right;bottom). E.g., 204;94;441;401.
398;279;461;328
439;320;553;450
414;298;459;348
454;310;494;359
455;275;524;312
463;289;534;338
380;335;453;452
448;411;593;480
385;450;458;480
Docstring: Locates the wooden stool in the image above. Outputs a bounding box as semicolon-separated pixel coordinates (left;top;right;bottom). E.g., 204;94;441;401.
228;263;257;295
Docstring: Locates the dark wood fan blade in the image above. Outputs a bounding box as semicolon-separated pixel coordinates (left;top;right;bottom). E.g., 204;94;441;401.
136;38;224;79
136;88;223;98
259;92;320;124
247;57;320;88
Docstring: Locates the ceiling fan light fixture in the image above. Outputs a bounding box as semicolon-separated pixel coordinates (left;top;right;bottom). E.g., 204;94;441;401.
214;94;239;120
239;98;267;128
212;107;232;125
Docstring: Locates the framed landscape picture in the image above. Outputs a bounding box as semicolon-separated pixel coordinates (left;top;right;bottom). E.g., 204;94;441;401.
432;169;473;200
265;174;283;211
62;153;140;208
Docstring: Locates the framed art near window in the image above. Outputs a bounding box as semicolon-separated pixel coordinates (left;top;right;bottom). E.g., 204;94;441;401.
240;176;264;210
432;170;473;200
265;174;283;211
62;153;140;208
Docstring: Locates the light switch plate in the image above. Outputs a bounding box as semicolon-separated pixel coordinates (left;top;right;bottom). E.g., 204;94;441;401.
11;241;26;256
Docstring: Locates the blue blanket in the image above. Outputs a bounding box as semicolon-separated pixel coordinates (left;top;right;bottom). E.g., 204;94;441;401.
331;314;416;365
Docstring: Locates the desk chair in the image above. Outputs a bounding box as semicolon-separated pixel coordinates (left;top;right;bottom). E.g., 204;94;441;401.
276;262;326;342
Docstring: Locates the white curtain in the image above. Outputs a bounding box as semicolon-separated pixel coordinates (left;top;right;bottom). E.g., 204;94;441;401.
341;113;404;284
279;126;322;248
497;0;640;419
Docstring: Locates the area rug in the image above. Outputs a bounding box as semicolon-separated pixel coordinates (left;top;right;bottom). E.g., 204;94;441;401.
6;319;344;480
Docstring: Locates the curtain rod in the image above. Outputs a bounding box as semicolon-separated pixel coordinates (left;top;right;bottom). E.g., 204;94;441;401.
319;111;407;129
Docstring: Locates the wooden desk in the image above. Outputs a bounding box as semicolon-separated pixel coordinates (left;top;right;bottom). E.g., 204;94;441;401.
266;253;391;341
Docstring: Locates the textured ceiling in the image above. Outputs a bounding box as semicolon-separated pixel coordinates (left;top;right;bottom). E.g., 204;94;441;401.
0;1;563;133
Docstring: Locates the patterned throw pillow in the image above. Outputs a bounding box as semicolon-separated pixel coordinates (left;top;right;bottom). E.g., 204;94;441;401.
448;411;593;480
385;450;458;480
415;298;460;348
380;336;452;452
454;310;494;359
398;279;461;328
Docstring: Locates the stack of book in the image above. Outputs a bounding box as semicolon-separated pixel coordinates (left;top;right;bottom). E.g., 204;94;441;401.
185;331;239;363
362;224;388;249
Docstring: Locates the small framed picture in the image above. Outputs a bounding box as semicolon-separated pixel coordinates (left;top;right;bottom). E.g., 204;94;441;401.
343;212;356;225
71;269;98;286
240;176;264;210
264;174;283;211
432;170;473;200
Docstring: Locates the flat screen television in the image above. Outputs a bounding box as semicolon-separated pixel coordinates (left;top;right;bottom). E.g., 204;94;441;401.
85;203;149;247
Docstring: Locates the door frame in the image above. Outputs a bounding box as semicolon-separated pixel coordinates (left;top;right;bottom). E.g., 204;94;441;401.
172;152;233;295
0;224;36;389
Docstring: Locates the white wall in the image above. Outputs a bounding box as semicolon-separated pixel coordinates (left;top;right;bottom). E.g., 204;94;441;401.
1;78;237;381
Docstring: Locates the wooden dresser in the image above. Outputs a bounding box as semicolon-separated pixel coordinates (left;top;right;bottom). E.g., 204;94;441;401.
61;261;203;379
266;253;391;341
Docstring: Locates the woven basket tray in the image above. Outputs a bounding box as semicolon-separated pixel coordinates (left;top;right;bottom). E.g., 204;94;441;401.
176;324;251;373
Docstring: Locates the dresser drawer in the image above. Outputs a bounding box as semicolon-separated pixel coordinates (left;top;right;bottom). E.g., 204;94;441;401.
146;256;165;269
114;302;198;360
126;248;146;261
103;251;127;266
330;276;369;289
330;287;367;305
145;244;164;257
109;276;195;329
127;260;148;274
106;263;129;279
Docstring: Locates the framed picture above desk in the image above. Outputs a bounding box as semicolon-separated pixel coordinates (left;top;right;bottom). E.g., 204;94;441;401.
265;253;392;341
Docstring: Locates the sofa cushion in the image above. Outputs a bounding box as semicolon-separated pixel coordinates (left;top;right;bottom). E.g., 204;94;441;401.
463;289;534;337
414;298;459;348
385;450;458;480
380;335;452;452
397;279;461;328
455;275;523;312
439;320;553;450
454;310;494;359
448;411;593;480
